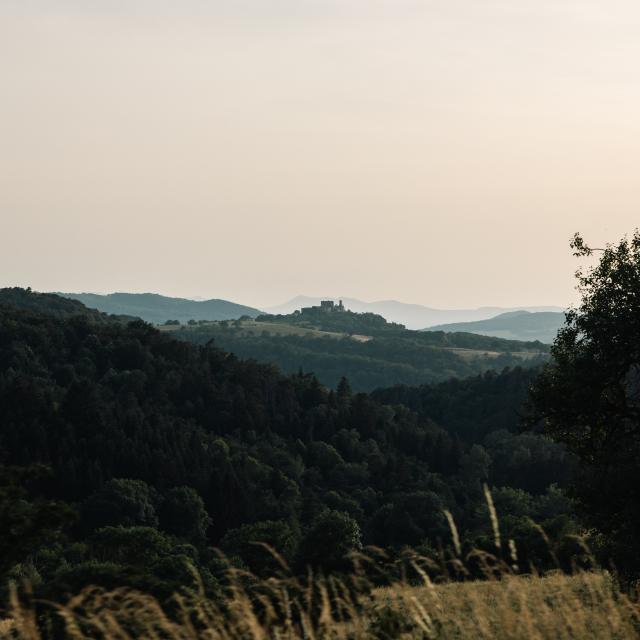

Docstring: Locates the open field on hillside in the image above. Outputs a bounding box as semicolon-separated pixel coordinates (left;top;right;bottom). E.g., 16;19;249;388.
161;322;541;360
161;315;549;390
445;347;548;361
158;319;353;340
4;570;638;639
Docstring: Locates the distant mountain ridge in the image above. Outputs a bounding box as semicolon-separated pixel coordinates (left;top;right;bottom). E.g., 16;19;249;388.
424;310;566;344
0;287;136;323
266;296;564;330
58;292;262;325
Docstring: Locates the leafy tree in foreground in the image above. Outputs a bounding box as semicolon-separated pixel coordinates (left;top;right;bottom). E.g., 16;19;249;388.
530;231;640;575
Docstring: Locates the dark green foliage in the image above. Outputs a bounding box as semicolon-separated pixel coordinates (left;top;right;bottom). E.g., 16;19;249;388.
220;520;300;575
159;486;211;545
372;367;540;441
482;430;572;495
80;478;159;532
0;465;73;576
530;232;640;576
297;510;362;572
366;492;447;548
0;289;577;597
49;526;210;600
374;369;574;493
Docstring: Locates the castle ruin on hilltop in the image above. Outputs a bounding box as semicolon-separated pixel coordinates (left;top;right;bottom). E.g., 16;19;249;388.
301;300;346;314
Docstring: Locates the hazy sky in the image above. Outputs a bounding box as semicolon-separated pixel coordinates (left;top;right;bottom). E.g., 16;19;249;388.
2;1;639;308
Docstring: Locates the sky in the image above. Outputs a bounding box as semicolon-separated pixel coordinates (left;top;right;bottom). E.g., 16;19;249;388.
1;1;639;309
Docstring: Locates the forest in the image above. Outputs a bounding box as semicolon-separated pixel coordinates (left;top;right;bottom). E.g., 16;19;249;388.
0;287;573;602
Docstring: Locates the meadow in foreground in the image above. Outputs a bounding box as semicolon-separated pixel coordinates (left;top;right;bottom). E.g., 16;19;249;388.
4;558;639;639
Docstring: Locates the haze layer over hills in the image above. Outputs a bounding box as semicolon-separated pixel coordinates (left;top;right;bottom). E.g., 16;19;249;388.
266;296;563;330
425;310;566;344
55;291;565;343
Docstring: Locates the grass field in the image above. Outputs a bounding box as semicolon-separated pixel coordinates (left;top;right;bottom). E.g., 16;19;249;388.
444;347;547;361
159;322;546;362
158;319;351;340
371;572;640;639
5;567;639;639
4;491;636;639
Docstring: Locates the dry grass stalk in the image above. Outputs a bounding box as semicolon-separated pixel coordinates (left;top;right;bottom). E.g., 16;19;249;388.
2;506;638;639
2;564;639;639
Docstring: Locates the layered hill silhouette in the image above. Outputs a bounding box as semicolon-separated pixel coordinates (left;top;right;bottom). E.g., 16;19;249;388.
266;296;563;330
0;287;572;597
58;292;262;324
425;310;566;344
51;292;563;332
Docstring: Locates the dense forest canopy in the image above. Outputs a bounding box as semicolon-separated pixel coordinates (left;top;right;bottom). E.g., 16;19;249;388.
0;289;574;599
168;309;549;392
372;366;542;442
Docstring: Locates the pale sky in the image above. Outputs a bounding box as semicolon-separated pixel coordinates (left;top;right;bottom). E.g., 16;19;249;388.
2;1;639;309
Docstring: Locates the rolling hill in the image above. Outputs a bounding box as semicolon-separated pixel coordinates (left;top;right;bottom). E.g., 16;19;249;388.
424;310;566;344
266;296;563;330
168;306;549;391
57;292;262;324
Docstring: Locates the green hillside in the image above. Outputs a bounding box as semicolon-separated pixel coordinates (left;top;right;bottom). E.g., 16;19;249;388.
167;308;550;391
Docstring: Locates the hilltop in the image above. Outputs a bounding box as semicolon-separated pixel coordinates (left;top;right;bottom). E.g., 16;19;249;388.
167;303;550;391
58;292;262;324
425;310;566;343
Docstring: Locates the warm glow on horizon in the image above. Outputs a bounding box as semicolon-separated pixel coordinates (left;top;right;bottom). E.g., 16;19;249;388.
2;0;640;308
